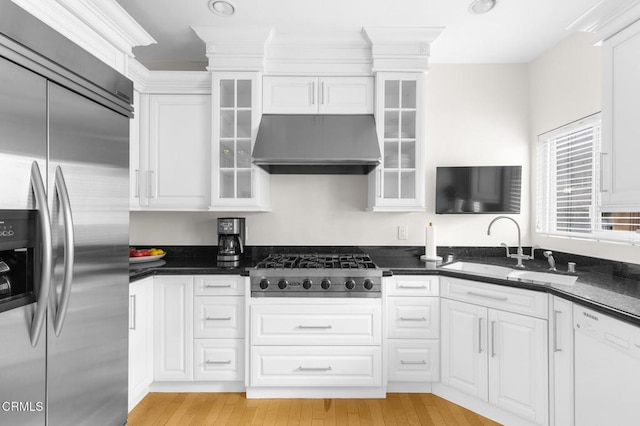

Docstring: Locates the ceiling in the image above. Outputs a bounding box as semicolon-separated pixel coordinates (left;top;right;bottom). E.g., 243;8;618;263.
115;0;602;70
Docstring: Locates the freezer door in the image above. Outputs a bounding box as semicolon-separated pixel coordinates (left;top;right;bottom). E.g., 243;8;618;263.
0;56;47;209
0;307;46;425
46;82;129;426
0;56;47;426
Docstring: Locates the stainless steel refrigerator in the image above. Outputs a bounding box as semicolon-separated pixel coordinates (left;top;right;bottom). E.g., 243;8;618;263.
0;3;132;425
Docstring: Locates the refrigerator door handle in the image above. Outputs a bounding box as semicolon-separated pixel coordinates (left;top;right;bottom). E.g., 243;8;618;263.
53;166;75;336
30;161;53;347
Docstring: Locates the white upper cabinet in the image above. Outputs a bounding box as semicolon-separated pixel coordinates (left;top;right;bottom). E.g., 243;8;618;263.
368;72;425;211
131;93;211;210
148;95;211;209
601;19;640;210
263;76;374;114
211;72;270;211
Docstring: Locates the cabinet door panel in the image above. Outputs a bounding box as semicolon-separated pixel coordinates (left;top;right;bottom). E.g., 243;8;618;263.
319;77;374;114
388;339;439;382
387;297;439;339
440;299;488;400
194;296;244;338
488;309;548;424
153;276;194;381
602;22;640;208
147;95;210;209
194;339;244;381
251;303;381;346
128;278;153;411
251;346;381;386
369;72;425;211
551;296;573;426
263;76;317;114
212;72;269;210
387;276;439;296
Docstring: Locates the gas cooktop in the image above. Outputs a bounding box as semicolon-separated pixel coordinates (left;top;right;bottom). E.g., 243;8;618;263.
250;253;382;297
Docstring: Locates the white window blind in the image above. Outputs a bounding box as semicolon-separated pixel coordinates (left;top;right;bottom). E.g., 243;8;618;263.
537;113;640;244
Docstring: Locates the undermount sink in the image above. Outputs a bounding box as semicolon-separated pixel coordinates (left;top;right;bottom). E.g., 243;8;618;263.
441;261;515;277
506;270;578;286
442;261;578;285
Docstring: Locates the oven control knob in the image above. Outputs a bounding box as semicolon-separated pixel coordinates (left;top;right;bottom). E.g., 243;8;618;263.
259;279;270;290
363;279;374;290
345;279;356;290
321;279;331;290
302;279;313;290
278;279;288;290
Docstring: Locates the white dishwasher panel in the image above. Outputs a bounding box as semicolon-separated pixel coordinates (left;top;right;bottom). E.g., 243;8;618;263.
574;305;640;426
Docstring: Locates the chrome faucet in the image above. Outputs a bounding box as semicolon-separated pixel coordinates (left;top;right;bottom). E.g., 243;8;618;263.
487;216;537;268
543;251;556;271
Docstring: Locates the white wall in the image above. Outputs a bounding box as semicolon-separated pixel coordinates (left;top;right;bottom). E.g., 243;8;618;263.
529;32;640;264
130;63;531;247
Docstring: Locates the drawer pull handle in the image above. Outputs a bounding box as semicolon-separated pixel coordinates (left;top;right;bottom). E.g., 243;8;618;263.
398;284;427;289
399;317;426;321
400;360;426;365
478;317;483;354
466;291;508;302
491;321;497;358
297;325;333;329
296;366;332;372
205;284;233;288
205;317;232;321
206;360;232;365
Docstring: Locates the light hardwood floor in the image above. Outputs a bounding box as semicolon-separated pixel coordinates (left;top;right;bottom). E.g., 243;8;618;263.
128;392;502;425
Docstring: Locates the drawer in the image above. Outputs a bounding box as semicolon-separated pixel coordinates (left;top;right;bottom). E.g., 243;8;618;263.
387;297;439;339
251;303;381;346
388;339;440;382
386;276;439;296
194;339;244;381
194;275;245;296
250;346;381;387
441;276;548;319
194;296;244;338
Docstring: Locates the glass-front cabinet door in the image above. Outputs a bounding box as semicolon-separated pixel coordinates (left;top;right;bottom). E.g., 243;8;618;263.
211;72;269;210
368;72;425;211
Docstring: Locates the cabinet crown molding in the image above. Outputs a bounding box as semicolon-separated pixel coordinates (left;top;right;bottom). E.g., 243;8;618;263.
363;26;444;71
191;26;274;72
191;25;443;74
12;0;155;74
568;0;640;41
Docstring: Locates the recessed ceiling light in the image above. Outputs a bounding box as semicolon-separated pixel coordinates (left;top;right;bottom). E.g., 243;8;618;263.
468;0;496;15
209;0;236;17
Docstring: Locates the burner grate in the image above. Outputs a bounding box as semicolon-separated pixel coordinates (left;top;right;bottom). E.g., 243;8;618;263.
254;253;377;270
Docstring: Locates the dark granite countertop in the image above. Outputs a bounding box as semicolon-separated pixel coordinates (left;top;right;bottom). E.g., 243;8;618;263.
129;245;640;327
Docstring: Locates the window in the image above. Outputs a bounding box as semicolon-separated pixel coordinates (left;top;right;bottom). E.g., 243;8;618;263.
536;113;640;243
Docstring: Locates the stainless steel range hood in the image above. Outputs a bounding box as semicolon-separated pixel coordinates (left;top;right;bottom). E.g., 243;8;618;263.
252;114;381;174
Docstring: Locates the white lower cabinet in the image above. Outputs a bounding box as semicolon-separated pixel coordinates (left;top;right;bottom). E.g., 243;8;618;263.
386;276;440;386
251;346;381;386
194;338;244;381
387;339;439;382
153;276;194;381
249;298;383;392
441;277;549;426
550;296;573;426
250;303;380;346
193;275;245;383
128;277;153;411
194;296;244;339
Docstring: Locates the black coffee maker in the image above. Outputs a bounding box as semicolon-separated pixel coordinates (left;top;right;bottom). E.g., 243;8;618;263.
217;218;245;266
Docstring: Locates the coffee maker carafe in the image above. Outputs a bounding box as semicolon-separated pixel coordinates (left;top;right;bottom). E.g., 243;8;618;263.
217;218;245;265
